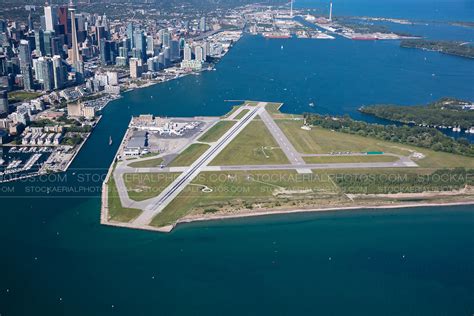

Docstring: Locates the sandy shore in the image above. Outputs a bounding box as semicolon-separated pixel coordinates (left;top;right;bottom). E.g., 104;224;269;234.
174;200;474;229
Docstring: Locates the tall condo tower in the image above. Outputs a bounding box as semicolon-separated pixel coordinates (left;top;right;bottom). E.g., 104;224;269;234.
329;1;333;21
290;0;293;18
69;0;81;69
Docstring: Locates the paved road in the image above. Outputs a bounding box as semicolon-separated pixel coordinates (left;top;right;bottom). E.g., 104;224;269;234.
131;103;266;226
259;108;305;166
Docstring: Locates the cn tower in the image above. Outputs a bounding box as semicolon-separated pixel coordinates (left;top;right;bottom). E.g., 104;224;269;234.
69;0;81;68
329;1;333;21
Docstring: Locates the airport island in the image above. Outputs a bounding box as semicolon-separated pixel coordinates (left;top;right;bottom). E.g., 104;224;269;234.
102;101;474;232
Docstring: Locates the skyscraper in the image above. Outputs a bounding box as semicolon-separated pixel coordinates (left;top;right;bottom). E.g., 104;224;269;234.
28;13;34;32
68;0;81;72
43;30;55;56
18;40;32;66
52;55;65;89
100;38;111;65
133;29;146;61
37;57;54;91
170;40;180;61
163;47;171;67
44;4;57;32
19;40;34;91
58;6;69;37
35;29;45;56
146;35;154;56
126;23;134;48
162;31;170;48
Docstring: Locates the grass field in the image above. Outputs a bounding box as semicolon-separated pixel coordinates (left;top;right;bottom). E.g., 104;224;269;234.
168;143;210;167
210;119;289;166
107;177;142;222
128;157;164;168
7;91;42;103
303;155;399;164
150;170;338;227
123;172;180;201
234;109;250;120
277;119;474;169
198;121;236;143
149;164;474;227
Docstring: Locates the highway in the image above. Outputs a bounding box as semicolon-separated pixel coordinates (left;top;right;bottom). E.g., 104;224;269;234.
131;103;265;226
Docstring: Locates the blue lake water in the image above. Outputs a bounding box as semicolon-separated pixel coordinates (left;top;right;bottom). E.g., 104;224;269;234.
0;1;473;314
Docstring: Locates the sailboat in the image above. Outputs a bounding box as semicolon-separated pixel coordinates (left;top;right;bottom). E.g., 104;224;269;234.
109;136;113;145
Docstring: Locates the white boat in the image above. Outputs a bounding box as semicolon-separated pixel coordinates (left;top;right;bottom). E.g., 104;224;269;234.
309;102;315;107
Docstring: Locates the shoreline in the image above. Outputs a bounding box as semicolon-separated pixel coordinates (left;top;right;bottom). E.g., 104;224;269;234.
175;200;474;228
101;198;474;233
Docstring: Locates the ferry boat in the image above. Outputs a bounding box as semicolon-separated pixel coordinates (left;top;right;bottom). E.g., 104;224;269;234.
352;36;378;40
263;32;291;39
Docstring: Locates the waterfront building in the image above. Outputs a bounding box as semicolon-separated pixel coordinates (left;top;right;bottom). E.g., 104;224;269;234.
180;59;202;71
157;52;165;69
129;58;142;78
194;45;204;62
67;101;95;119
106;71;118;85
202;41;210;61
183;44;192;61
